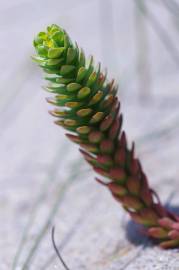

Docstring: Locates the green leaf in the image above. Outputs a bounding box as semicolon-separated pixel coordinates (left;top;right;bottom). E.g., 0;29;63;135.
79;49;85;67
76;67;87;82
64;32;71;48
87;71;98;87
67;83;81;92
76;126;91;134
48;47;65;58
89;112;104;124
51;31;64;46
66;47;76;64
60;65;75;76
77;87;91;99
36;45;48;57
56;78;73;84
45;76;58;83
46;58;63;66
44;85;67;94
76;108;93;117
31;56;45;63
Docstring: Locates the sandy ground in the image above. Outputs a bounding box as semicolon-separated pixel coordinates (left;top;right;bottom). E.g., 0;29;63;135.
1;0;179;269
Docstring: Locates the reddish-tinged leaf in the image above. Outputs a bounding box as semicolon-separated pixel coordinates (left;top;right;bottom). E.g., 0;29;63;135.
94;166;109;178
168;230;179;240
114;147;126;166
172;222;179;231
80;149;96;165
66;133;82;144
129;212;150;226
122;195;144;210
148;227;168;239
100;115;114;131
120;131;127;148
160;239;179;249
109;168;126;182
126;177;140;195
88;131;104;143
158;217;174;230
140;208;159;226
80;143;99;154
100;139;114;154
109;118;120;140
130;158;140;175
97;155;113;167
108;183;127;196
140;175;153;207
153;203;167;217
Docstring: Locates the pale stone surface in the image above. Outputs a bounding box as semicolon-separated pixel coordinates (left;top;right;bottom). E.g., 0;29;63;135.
1;1;179;269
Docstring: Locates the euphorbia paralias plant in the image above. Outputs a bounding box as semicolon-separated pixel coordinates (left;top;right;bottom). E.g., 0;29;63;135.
32;24;179;248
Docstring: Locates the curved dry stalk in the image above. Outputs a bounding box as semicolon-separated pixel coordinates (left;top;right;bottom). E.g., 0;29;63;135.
51;226;70;270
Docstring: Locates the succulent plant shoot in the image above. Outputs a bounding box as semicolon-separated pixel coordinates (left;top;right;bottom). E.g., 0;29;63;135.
32;24;179;249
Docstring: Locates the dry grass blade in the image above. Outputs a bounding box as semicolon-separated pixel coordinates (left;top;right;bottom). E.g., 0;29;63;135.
134;0;151;99
136;115;179;145
135;0;179;66
39;193;98;270
21;180;72;270
162;0;179;18
20;158;84;270
12;142;69;269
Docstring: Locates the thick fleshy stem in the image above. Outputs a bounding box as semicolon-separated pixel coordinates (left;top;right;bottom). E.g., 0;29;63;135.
32;24;179;248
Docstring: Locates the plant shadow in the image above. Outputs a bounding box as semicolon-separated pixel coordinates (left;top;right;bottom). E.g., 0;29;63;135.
125;220;151;247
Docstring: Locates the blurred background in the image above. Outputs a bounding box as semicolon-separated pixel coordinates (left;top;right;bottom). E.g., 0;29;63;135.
1;0;179;269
